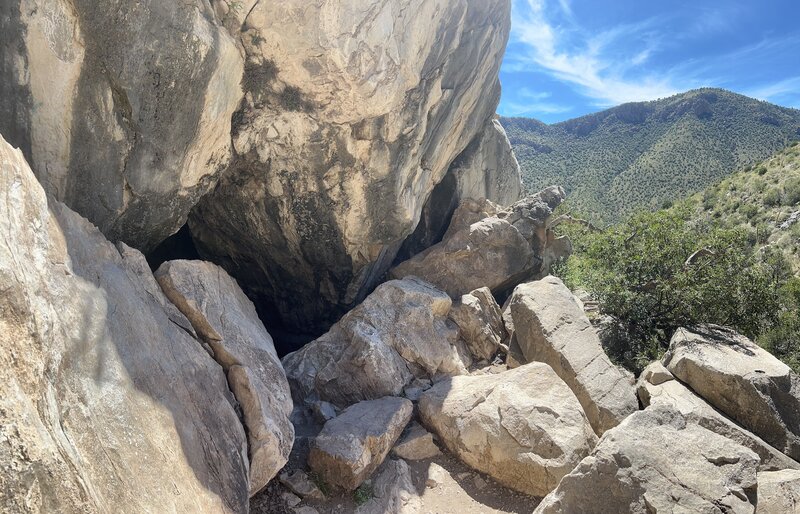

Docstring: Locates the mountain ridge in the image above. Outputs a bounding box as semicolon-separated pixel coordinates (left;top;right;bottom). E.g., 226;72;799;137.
501;88;800;224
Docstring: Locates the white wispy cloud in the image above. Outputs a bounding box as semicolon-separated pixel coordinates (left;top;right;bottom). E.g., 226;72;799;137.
508;0;682;106
745;76;800;103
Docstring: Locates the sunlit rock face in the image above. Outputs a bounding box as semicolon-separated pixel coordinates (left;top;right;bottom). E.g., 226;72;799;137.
189;0;513;332
0;134;252;513
0;0;244;251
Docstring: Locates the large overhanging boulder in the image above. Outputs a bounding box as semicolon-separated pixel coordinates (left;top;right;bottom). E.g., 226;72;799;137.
0;0;244;250
398;117;523;257
188;0;513;332
0;135;252;512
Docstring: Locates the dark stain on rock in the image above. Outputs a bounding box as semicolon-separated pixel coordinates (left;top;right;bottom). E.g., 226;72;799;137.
0;3;34;162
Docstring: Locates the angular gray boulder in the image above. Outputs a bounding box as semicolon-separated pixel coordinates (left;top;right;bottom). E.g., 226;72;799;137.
757;469;800;513
355;459;421;514
189;0;514;331
0;135;250;512
534;407;760;514
509;276;638;435
155;260;295;495
391;187;568;299
282;277;469;407
419;363;598;496
449;118;523;207
638;362;800;471
448;287;507;361
664;325;800;461
0;0;244;250
308;397;413;490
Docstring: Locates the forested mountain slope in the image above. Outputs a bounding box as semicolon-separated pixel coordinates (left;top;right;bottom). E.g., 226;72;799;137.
683;141;800;272
502;88;800;223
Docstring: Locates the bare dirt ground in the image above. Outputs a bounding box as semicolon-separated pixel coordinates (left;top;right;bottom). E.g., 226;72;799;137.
251;435;540;514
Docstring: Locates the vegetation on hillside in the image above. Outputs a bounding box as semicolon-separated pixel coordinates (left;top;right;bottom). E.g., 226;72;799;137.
502;88;800;224
553;143;800;374
682;141;800;272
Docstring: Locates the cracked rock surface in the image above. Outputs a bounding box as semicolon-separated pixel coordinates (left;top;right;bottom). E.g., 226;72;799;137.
534;406;760;514
0;134;251;512
665;324;800;461
418;362;597;497
155;259;295;496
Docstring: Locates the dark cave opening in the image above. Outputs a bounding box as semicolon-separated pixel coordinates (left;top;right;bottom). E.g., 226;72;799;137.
146;223;201;271
145;222;324;357
394;170;459;264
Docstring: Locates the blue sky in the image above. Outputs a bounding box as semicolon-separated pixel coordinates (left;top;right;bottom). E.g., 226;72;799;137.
498;0;800;123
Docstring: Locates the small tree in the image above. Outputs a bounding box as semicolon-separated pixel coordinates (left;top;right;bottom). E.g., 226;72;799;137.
558;208;784;373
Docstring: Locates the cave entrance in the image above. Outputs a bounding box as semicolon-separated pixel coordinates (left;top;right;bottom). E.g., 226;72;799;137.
146;223;200;271
145;222;325;357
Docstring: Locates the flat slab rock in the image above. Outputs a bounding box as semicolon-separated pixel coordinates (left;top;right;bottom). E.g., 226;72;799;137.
155;259;294;495
392;423;441;461
664;325;800;461
509;276;638;435
418;362;597;496
308;397;413;490
534;406;760;514
638;361;800;472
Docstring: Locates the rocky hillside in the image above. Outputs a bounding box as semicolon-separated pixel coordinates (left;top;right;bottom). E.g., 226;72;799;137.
681;141;800;271
3;2;800;514
502;88;800;223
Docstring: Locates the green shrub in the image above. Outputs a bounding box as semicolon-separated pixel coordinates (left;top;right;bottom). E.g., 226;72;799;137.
784;177;800;205
353;483;373;506
556;209;784;374
764;187;781;206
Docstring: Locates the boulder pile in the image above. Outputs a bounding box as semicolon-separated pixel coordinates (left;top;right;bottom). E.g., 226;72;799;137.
3;0;800;512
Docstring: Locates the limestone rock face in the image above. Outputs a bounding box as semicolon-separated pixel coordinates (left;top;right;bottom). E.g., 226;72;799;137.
757;470;800;513
664;325;800;461
449;287;507;361
0;135;249;512
401;119;523;256
509;276;638;435
282;277;469;407
189;0;513;331
308;397;413;490
0;0;244;250
391;187;567;299
154;260;294;496
638;362;800;472
450;118;523;207
534;407;760;514
418;363;598;496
